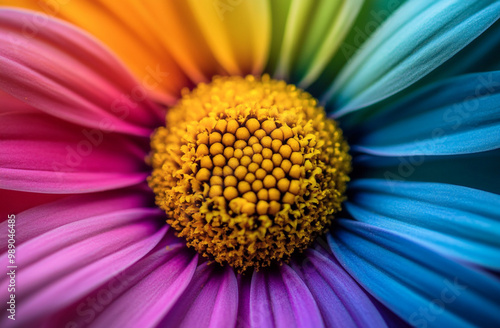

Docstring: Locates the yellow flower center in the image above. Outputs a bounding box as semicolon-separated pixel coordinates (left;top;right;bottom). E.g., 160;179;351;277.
148;75;351;272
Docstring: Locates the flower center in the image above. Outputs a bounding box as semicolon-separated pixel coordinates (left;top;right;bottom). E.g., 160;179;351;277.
148;75;351;272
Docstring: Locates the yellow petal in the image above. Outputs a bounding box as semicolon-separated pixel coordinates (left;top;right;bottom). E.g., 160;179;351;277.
186;0;271;75
141;1;226;83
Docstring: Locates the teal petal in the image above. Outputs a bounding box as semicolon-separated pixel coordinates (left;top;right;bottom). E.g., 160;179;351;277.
336;20;500;127
325;0;500;115
308;0;407;99
424;20;500;82
346;179;500;270
329;220;500;328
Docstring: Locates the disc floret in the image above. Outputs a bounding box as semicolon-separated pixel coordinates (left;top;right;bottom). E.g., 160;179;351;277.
148;75;351;272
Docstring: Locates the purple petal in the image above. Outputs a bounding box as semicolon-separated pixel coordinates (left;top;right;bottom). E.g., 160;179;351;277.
157;264;239;328
248;264;324;328
49;237;199;328
291;248;388;328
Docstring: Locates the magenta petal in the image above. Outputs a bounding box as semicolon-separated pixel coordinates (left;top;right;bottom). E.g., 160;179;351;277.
0;112;148;193
0;8;165;136
87;241;198;328
249;265;324;328
1;207;163;269
0;187;172;327
0;189;64;219
0;210;166;327
0;185;155;249
0;168;147;194
157;264;239;328
204;267;240;328
291;248;388;328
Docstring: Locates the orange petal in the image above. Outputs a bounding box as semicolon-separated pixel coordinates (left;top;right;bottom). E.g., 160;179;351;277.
0;0;190;103
1;0;272;99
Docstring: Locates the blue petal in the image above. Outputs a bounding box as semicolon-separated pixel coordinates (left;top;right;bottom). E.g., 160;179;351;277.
352;148;500;195
352;71;500;156
424;20;500;81
346;179;500;270
324;0;500;115
329;220;500;328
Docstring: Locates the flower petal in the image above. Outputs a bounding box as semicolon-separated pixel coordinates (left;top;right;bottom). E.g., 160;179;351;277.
79;241;198;328
0;8;166;136
325;0;500;115
271;0;315;80
298;0;363;88
249;264;324;328
352;71;500;156
0;204;166;327
3;0;191;100
329;220;500;328
0;184;155;245
306;0;406;98
0;112;148;193
0;189;64;219
352;148;500;195
346;179;500;270
290;0;364;88
264;0;293;75
425;20;500;81
291;247;388;328
156;264;239;328
139;1;224;83
186;0;271;76
0;187;186;327
270;0;362;88
0;89;37;114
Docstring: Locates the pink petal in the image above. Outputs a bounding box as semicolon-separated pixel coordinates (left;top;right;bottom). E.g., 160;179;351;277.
0;184;155;246
2;207;163;270
0;89;37;114
0;197;167;327
0;8;166;137
0;112;148;193
10;225;167;327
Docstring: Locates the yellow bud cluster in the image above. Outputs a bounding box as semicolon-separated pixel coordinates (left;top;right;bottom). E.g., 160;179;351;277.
148;75;351;272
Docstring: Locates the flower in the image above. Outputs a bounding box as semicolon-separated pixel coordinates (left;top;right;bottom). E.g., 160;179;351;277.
1;1;500;328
